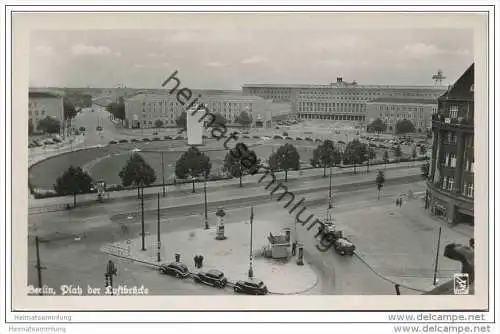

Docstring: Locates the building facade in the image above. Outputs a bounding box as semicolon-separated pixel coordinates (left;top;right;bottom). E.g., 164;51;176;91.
28;91;64;135
124;93;274;129
243;77;446;122
366;98;438;133
426;64;474;225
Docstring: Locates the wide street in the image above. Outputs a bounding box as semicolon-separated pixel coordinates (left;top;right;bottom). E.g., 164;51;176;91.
27;158;470;297
27;107;458;297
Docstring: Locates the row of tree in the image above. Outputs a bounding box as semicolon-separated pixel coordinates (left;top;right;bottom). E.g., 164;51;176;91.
367;118;417;134
52;138;425;204
106;97;126;125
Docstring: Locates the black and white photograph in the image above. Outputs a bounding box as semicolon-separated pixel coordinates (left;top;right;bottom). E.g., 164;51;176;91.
3;5;496;326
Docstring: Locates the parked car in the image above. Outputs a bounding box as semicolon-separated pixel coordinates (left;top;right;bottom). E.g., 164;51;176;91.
152;132;158;135
79;126;86;132
164;136;172;140
142;138;151;142
153;137;161;141
159;262;190;278
131;138;139;143
52;137;62;143
233;279;268;295
334;238;356;256
108;140;118;144
43;140;54;145
119;139;128;143
96;126;103;131
194;269;228;288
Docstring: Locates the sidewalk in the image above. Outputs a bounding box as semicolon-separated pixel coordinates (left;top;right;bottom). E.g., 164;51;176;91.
29;162;424;209
103;220;318;294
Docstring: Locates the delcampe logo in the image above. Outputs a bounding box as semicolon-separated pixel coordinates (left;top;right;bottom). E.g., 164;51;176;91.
453;273;470;295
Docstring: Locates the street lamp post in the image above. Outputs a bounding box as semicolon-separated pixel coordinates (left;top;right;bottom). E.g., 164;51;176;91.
140;186;145;251
328;166;333;209
248;206;254;279
161;151;166;197
203;180;209;230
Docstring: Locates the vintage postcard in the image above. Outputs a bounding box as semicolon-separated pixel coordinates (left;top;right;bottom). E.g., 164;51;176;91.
5;8;492;318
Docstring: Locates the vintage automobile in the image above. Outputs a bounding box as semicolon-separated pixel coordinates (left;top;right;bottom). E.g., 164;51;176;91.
159;262;190;278
334;238;356;256
233;279;268;295
194;269;228;288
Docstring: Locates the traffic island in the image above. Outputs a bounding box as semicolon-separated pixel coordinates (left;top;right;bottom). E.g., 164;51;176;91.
104;219;318;295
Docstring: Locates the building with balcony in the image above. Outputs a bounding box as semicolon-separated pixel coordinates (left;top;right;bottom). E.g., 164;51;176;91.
242;77;446;121
366;97;438;134
425;64;474;225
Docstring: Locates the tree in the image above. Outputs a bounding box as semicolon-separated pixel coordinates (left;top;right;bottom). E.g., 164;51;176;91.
268;143;300;182
419;145;427;156
342;139;369;174
175;146;212;192
63;98;78;120
310;140;342;177
212;113;227;127
119;153;157;198
394;145;403;160
421;161;430;178
54;166;93;207
395;119;416;134
367;118;387;133
106;98;126;125
154;119;164;128
223;143;259;187
37;116;60;134
176;111;187;131
235;111;253;128
375;170;385;200
383;150;390;169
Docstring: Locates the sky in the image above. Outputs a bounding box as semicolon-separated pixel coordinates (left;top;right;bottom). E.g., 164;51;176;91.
29;20;474;90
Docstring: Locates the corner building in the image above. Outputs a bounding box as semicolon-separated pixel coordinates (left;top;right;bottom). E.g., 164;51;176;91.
426;64;474;225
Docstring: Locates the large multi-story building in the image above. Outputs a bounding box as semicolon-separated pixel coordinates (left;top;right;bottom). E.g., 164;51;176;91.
426;64;474;225
124;93;275;129
366;98;438;133
28;91;64;135
242;77;447;122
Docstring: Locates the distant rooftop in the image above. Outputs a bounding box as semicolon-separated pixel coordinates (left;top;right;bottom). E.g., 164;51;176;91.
126;92;266;103
29;91;62;98
242;83;448;90
367;97;438;105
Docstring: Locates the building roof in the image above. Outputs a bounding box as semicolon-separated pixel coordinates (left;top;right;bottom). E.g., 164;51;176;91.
29;91;62;98
439;63;474;102
126;92;266;103
243;83;448;90
367;98;438;105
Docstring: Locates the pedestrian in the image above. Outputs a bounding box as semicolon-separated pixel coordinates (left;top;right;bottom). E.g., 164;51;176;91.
194;255;199;268
175;253;180;263
399;197;403;207
292;241;297;256
396;198;400;207
199;255;204;268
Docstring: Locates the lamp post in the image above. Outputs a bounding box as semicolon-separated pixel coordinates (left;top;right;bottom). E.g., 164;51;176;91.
203;180;209;230
328;165;333;209
248;206;254;279
161;151;166;197
140;186;145;251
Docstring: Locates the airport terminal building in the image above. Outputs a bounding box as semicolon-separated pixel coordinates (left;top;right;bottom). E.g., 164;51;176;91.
242;77;446;123
124;93;276;129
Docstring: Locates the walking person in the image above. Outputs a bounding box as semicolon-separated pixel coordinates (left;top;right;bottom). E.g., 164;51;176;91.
194;255;199;268
292;241;297;256
399;197;403;207
396;198;400;207
175;253;180;263
199;255;204;268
